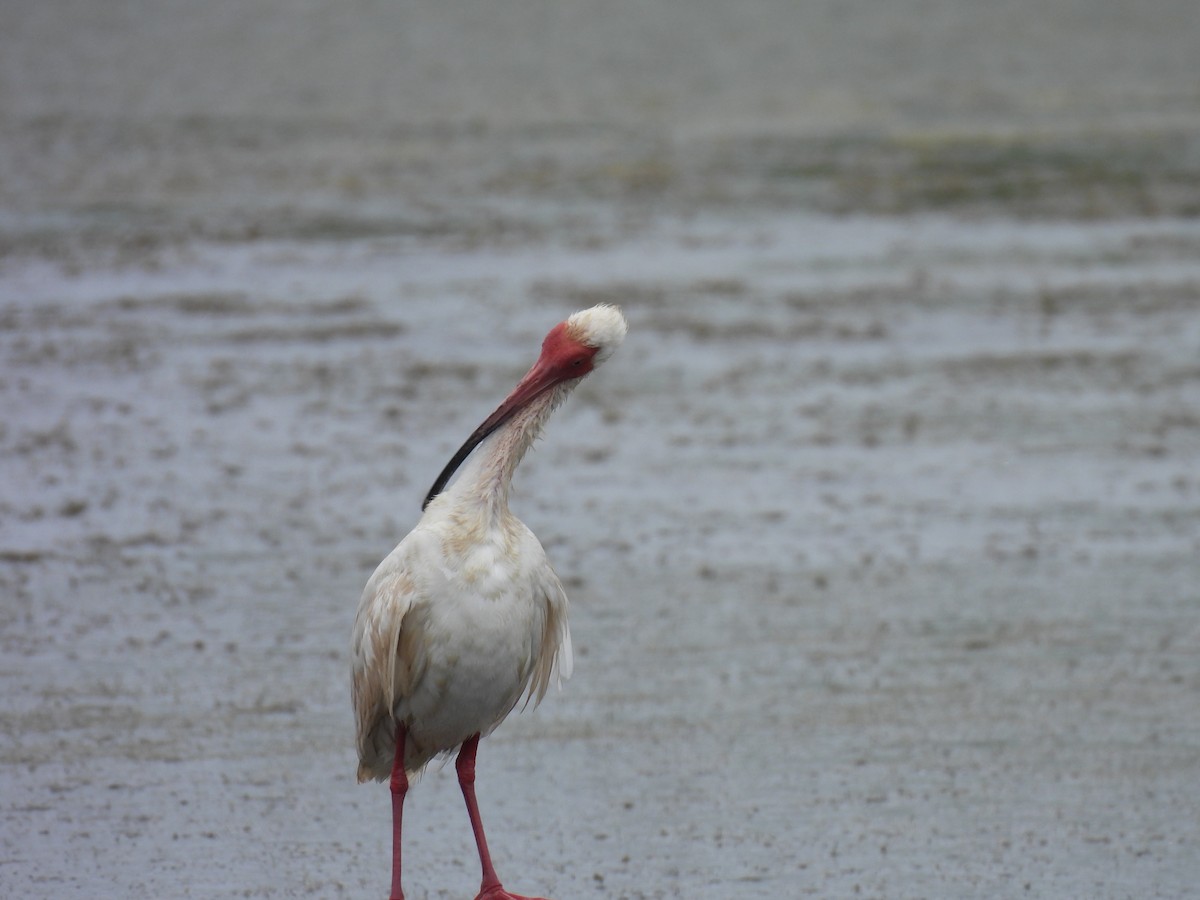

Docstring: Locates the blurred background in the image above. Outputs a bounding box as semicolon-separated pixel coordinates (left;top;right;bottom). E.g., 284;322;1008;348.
1;2;1198;898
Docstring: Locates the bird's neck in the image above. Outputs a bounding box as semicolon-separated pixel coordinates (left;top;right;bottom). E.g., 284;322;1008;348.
443;382;573;522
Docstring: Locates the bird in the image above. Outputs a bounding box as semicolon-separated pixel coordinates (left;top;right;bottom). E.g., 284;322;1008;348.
351;304;627;900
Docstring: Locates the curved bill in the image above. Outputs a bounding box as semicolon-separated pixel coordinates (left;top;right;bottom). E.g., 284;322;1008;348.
422;354;569;510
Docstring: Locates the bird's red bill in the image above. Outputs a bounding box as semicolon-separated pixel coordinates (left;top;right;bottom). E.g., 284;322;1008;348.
422;323;598;509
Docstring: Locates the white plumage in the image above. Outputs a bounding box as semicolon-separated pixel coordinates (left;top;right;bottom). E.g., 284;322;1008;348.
351;304;626;900
351;496;573;780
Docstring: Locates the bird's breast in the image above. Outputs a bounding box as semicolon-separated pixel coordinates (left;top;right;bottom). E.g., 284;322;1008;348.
399;521;552;746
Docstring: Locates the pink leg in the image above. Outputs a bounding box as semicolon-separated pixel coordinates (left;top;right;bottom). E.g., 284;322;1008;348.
389;723;408;900
456;735;549;900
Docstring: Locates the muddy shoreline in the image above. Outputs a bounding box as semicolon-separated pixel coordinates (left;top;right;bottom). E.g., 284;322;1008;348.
3;3;1200;898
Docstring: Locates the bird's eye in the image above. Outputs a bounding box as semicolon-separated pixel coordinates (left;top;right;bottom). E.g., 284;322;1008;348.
571;357;585;367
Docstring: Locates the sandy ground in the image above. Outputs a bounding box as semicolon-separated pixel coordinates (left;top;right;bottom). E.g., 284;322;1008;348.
2;3;1200;899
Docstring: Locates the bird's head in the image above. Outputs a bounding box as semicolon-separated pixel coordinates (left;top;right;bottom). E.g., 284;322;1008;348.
562;303;628;368
422;305;627;510
490;303;627;406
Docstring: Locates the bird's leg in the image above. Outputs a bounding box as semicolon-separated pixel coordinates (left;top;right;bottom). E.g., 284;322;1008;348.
389;723;408;900
456;735;503;893
456;735;549;900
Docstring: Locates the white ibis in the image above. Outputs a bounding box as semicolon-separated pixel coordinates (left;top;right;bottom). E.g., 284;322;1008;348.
351;305;627;900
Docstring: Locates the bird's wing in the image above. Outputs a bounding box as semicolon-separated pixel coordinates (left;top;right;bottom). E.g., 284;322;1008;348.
350;543;429;781
524;563;574;708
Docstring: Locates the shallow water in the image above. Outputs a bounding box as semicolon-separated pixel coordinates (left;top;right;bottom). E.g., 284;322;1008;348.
3;209;1199;898
3;3;1200;899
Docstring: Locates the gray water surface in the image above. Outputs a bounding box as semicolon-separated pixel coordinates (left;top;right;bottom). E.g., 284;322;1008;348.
2;3;1199;898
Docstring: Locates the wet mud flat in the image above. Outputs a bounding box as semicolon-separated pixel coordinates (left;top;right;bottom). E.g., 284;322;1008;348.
2;113;1200;898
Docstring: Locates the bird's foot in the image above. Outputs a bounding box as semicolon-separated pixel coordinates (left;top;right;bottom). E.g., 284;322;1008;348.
474;886;549;900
